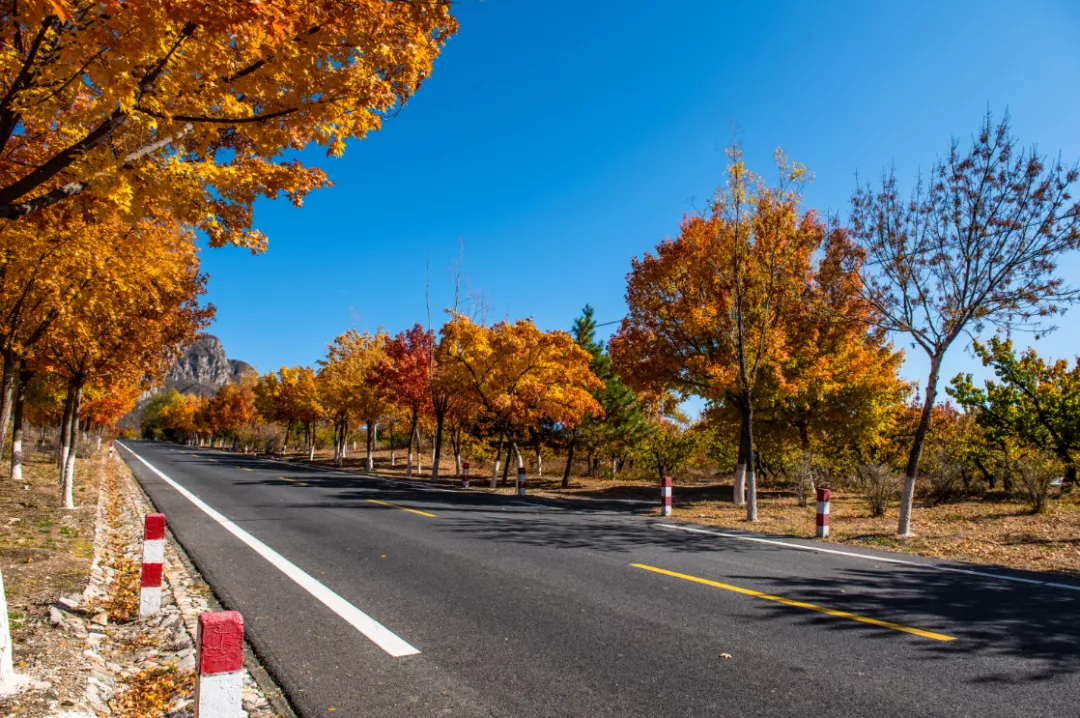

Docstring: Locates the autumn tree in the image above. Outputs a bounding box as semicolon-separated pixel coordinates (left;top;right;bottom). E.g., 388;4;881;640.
321;330;390;471
611;148;822;521
44;219;210;506
949;338;1080;487
0;2;458;241
437;313;602;488
381;325;434;477
255;366;318;457
205;381;259;451
0;201;128;457
707;229;909;477
849;113;1080;536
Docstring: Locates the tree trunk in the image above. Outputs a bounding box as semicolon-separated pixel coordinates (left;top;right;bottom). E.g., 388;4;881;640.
281;421;292;458
10;363;31;481
610;455;617;481
492;431;503;488
365;420;374;471
561;433;576;489
898;356;942;536
62;383;83;509
390;423;396;467
741;396;758;521
533;436;543;477
1;564;20;693
406;410;417;477
431;411;445;482
501;441;513;486
416;431;423;473
0;349;16;458
733;409;750;507
58;388;75;472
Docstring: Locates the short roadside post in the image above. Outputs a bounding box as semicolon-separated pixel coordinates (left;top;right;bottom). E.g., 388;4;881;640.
139;513;166;618
461;462;470;489
661;476;673;517
816;488;831;539
516;466;526;496
195;611;245;718
108;441;114;459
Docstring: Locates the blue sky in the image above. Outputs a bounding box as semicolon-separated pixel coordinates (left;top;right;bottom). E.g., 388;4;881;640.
201;0;1080;413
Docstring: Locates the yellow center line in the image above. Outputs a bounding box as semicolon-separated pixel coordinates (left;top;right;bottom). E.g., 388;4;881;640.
207;458;217;462
279;477;296;482
241;467;253;472
631;563;956;642
367;499;436;518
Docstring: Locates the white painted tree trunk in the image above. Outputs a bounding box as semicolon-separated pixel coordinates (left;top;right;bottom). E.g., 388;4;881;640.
0;566;24;695
733;465;747;507
536;448;543;477
309;444;315;462
59;444;69;482
10;434;22;482
62;446;76;509
490;458;500;489
95;434;102;451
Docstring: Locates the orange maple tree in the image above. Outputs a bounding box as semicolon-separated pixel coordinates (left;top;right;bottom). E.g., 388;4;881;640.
437;312;602;488
0;1;458;247
611;148;825;520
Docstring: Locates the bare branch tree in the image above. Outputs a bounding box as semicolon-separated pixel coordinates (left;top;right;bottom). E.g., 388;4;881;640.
848;112;1080;536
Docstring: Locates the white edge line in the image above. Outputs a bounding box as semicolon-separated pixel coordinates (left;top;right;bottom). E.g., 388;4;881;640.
656;523;1080;593
117;442;421;657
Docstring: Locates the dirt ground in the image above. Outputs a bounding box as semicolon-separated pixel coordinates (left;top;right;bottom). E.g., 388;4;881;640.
266;445;1080;579
0;451;99;716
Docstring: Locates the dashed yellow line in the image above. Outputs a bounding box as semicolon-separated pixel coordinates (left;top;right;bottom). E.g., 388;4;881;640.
280;477;295;482
367;499;436;518
207;458;217;462
631;563;956;642
241;467;253;472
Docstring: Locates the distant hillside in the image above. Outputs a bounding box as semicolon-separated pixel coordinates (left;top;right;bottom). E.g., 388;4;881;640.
118;334;255;428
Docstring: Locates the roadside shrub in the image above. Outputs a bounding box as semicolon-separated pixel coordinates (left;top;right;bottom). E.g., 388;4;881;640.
792;454;817;508
857;463;900;518
924;449;963;507
1015;453;1059;514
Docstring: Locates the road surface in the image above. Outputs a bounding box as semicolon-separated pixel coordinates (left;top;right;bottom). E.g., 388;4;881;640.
118;440;1080;718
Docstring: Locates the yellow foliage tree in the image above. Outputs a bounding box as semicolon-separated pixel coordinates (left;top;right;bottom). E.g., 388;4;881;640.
0;1;458;246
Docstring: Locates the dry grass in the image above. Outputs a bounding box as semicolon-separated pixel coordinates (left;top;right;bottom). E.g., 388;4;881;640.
663;487;1080;578
0;450;100;717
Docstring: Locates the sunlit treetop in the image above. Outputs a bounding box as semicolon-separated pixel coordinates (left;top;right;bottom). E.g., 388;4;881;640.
0;1;459;249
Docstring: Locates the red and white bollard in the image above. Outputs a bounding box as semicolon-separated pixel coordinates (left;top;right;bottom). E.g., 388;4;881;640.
661;476;673;517
516;466;526;496
195;611;245;718
461;462;470;489
140;514;166;618
816;488;831;538
108;441;114;459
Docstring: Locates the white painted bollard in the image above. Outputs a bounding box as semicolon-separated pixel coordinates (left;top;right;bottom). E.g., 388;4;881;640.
816;488;831;539
195;611;245;718
661;476;673;517
461;462;470;489
140;514;165;618
516;466;526;497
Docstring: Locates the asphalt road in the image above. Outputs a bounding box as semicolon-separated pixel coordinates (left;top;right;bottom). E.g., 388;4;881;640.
117;440;1080;718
